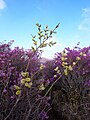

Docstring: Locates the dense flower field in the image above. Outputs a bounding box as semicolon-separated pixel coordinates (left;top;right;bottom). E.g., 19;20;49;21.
0;24;90;120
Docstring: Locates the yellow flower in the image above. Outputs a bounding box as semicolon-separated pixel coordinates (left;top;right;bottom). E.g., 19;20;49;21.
80;52;83;56
54;66;59;71
68;65;73;71
80;52;86;57
63;53;67;56
61;57;67;61
25;78;31;82
14;85;20;90
54;75;57;78
38;32;41;35
40;64;45;70
64;68;68;76
61;57;65;61
61;51;67;57
39;84;45;91
65;66;69;69
21;72;29;77
34;41;37;45
76;57;81;61
57;70;60;74
73;62;76;65
62;62;68;67
16;90;21;95
21;79;26;85
25;82;32;88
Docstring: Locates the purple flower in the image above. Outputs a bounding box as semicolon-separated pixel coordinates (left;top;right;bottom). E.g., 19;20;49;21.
84;80;90;86
3;89;7;93
39;111;48;120
0;70;5;77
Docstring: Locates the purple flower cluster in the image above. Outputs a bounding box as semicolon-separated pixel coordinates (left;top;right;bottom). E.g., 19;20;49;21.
0;40;90;120
57;47;90;80
0;41;42;120
44;46;90;120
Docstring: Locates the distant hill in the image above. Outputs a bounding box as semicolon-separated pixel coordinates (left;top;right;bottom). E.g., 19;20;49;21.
39;57;53;63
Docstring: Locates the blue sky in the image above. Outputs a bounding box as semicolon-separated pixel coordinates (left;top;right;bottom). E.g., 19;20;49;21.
0;0;90;58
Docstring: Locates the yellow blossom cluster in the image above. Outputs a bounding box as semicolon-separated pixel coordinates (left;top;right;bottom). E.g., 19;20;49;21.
40;64;45;70
21;72;33;89
76;57;81;61
54;66;61;78
39;84;45;91
14;72;33;95
60;50;76;76
14;85;21;95
79;52;87;57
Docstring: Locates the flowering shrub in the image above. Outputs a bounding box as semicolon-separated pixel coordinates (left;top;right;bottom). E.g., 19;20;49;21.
0;23;60;120
0;40;42;120
0;24;90;120
48;46;90;120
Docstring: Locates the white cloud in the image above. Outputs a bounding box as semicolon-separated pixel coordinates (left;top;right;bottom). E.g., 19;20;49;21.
0;0;6;10
41;36;62;59
78;8;90;31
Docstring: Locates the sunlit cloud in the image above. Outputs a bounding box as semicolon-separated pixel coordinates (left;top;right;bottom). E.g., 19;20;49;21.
0;0;6;10
78;8;90;31
41;36;62;59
